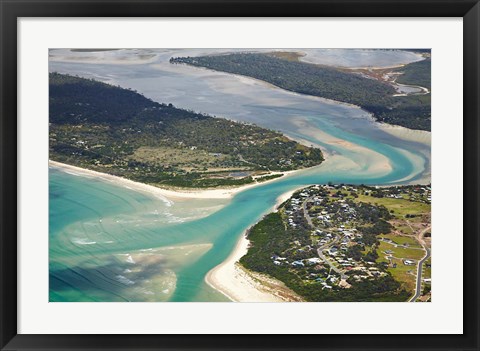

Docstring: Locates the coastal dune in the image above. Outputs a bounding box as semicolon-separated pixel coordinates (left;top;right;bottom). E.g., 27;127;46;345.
205;233;303;302
205;191;304;303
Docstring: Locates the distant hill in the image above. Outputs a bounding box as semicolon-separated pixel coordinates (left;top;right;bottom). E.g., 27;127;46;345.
171;53;431;131
49;73;324;188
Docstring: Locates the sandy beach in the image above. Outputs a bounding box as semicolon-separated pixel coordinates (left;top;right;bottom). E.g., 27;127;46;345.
49;48;431;303
205;230;303;302
204;189;306;303
203;120;431;302
49;160;298;201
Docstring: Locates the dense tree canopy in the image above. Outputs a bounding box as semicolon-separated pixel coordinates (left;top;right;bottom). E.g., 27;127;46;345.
49;73;324;188
171;53;431;131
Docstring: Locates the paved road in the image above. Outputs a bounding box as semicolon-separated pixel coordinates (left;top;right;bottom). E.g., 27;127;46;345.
409;247;431;302
409;226;431;302
302;197;347;280
317;247;347;280
302;197;314;227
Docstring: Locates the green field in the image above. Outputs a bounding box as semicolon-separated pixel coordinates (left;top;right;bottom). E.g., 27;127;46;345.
393;246;425;260
130;146;234;172
376;239;426;293
386;257;417;292
379;234;422;248
356;195;430;217
423;258;431;280
378;241;425;260
396;225;414;235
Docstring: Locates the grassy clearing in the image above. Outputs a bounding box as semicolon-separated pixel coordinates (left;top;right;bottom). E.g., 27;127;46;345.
378;240;425;260
376;242;391;263
379;234;422;248
387;257;417;291
376;239;426;292
396;225;414;235
390;246;426;260
376;241;425;262
423;258;431;279
130;146;238;172
356;194;430;217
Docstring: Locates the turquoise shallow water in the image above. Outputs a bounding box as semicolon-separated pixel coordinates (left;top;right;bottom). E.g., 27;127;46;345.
49;49;430;302
49;129;424;302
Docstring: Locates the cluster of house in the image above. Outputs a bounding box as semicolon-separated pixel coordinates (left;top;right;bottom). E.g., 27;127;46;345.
314;202;359;229
349;266;388;282
278;159;293;167
285;190;313;228
270;255;322;267
278;185;385;286
272;184;430;290
323;242;388;282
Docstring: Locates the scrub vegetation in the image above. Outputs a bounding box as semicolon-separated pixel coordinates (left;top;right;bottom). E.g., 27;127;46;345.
49;73;324;188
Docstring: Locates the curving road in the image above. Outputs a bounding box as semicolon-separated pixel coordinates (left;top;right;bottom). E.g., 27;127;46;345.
303;197;347;280
409;226;431;302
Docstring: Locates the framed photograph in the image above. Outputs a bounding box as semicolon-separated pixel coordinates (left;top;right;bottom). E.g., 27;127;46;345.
1;0;479;350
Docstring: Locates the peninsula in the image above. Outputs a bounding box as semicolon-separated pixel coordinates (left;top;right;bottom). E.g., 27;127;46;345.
170;52;431;131
49;73;324;189
226;184;432;302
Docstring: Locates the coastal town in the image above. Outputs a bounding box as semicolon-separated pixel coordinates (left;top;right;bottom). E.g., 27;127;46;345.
241;184;431;302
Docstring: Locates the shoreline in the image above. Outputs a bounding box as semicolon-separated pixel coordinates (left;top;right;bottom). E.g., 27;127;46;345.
203;119;431;301
49;160;299;201
376;123;431;147
204;188;305;303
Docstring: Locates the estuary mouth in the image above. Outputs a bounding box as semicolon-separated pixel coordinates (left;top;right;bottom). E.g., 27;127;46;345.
49;48;430;302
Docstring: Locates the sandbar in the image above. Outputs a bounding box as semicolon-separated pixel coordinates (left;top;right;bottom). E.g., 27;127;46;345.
49;160;297;201
204;191;305;303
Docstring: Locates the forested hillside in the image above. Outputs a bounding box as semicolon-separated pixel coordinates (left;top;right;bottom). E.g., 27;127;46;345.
49;73;323;188
392;58;431;90
171;53;431;131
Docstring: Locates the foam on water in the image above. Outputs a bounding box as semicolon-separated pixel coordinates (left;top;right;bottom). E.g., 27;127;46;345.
72;238;97;245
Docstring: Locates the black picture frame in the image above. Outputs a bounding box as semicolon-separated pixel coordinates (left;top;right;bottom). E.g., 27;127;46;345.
1;1;479;350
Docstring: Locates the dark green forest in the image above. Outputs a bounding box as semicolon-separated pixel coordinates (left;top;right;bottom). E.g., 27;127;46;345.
171;53;431;131
49;73;323;188
393;58;431;89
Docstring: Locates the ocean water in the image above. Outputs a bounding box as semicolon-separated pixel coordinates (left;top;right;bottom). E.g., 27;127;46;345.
49;49;431;302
